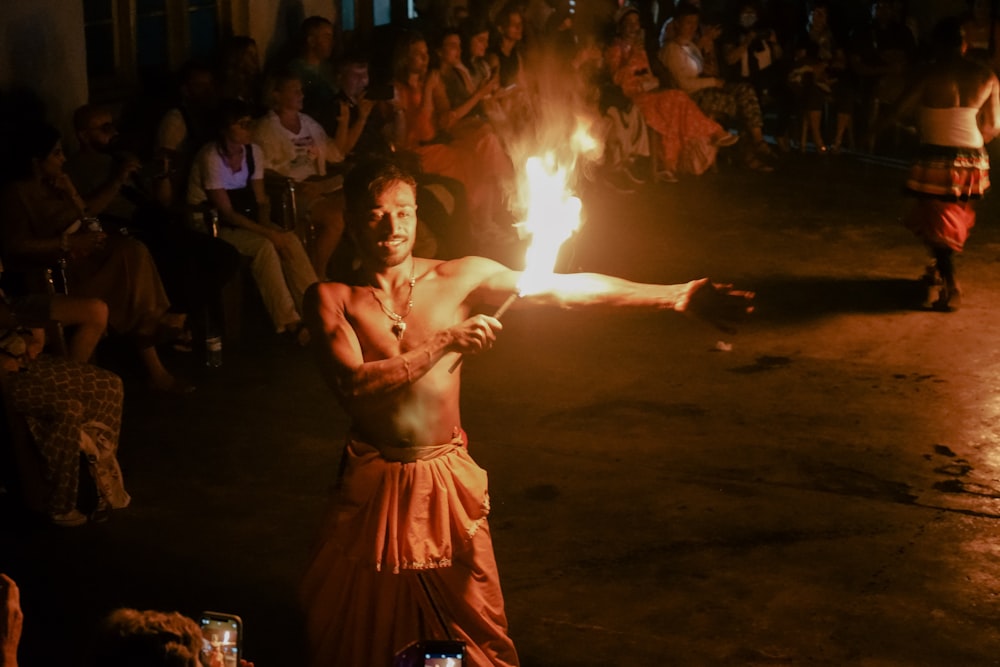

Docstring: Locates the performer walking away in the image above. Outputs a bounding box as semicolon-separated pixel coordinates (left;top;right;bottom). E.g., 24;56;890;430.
882;17;1000;311
300;158;753;666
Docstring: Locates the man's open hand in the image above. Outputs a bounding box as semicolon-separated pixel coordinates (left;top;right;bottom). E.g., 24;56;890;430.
677;278;755;334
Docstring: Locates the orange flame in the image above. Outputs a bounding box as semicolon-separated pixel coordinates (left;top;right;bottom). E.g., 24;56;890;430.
515;154;583;295
513;118;598;296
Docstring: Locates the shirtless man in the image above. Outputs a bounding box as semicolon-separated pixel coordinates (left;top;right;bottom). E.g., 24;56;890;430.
887;17;1000;310
300;158;753;666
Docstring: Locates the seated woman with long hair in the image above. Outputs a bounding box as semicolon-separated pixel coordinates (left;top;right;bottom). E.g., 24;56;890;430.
0;124;190;392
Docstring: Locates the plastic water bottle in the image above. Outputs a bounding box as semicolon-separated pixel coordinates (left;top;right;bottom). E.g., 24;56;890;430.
205;334;223;368
208;209;220;238
204;304;223;368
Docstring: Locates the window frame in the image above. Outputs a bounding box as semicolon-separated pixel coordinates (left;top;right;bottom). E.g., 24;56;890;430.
84;0;232;101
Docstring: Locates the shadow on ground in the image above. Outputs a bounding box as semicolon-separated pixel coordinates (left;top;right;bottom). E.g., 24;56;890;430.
748;276;929;323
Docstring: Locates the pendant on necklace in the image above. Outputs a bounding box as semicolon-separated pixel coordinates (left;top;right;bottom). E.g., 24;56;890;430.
392;320;407;340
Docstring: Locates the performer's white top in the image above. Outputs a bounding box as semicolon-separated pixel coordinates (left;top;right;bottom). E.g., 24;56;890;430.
919;106;984;148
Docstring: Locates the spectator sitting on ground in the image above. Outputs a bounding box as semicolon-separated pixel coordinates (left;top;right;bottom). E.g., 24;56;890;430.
289;15;342;135
66;104;241;342
187;99;317;345
0;124;192;393
1;291;128;528
252;71;347;278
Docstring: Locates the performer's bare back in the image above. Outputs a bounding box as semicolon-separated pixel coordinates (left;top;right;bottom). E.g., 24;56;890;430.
919;57;998;109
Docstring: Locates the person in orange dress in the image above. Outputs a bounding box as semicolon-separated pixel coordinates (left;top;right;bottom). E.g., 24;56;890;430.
606;5;738;181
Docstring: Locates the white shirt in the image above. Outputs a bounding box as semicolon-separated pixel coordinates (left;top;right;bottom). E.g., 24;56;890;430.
186;142;264;206
157;108;188;152
251;110;343;181
661;41;718;94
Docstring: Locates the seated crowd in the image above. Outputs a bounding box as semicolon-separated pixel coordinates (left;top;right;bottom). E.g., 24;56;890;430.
0;0;977;530
0;4;989;667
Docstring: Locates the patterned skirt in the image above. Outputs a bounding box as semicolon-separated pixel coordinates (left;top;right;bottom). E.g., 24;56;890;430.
905;144;990;201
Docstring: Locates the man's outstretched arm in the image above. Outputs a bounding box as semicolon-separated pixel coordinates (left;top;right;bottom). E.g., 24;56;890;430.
463;257;754;332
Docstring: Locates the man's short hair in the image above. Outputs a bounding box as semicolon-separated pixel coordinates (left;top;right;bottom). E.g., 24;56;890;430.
95;608;202;667
344;158;418;224
302;15;334;40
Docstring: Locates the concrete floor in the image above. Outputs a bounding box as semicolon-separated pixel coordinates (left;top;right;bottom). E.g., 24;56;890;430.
4;151;1000;666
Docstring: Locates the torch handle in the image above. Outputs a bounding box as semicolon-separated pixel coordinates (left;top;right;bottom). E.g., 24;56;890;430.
447;293;519;373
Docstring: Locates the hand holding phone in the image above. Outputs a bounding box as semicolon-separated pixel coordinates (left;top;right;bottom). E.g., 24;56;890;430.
393;639;465;666
199;611;242;667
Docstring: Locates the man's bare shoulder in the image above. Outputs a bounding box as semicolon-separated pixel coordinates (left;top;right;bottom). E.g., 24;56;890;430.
304;280;357;321
310;279;354;301
955;56;997;86
431;255;511;280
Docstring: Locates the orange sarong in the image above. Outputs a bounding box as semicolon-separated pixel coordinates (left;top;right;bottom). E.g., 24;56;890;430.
300;431;519;667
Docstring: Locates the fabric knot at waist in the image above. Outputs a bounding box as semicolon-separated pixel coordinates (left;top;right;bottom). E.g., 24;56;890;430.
358;428;467;463
329;428;490;572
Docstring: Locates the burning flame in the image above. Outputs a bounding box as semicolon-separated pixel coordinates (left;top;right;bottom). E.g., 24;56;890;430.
513;120;597;296
515;154;582;295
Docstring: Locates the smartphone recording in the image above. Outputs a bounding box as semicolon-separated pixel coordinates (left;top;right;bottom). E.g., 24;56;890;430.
199;612;242;667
